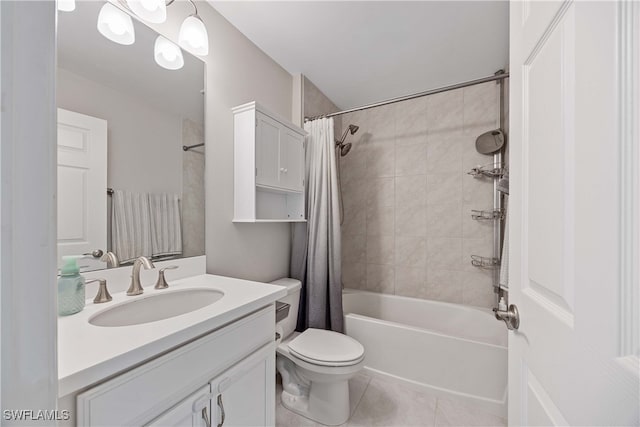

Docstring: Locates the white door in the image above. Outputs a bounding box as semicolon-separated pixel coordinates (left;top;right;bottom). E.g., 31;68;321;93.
509;1;639;425
210;343;275;427
57;108;107;270
146;385;210;427
280;129;304;192
255;112;282;189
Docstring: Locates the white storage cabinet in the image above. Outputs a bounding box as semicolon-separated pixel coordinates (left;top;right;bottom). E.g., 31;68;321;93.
233;101;306;222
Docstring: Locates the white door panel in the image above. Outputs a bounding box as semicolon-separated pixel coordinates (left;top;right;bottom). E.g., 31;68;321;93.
510;1;639;425
255;112;281;188
57;108;107;270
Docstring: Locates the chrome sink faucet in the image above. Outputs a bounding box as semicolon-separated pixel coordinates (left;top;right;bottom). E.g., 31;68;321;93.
127;256;155;296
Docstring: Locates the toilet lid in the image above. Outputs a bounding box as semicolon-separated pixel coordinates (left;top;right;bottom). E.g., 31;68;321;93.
288;328;364;366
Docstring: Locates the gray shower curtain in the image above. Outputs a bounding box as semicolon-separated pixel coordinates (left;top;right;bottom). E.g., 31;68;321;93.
290;117;343;332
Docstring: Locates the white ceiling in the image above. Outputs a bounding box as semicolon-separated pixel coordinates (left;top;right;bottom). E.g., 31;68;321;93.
58;1;205;123
209;1;509;110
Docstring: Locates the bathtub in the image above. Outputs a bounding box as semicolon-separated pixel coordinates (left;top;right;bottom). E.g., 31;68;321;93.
343;290;507;417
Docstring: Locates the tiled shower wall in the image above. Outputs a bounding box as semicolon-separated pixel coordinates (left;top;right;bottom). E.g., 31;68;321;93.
339;81;503;308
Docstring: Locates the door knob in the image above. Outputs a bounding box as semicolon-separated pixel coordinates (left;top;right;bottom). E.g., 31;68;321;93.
493;304;520;330
84;249;104;258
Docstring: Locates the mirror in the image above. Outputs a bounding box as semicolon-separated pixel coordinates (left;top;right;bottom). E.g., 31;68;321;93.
57;2;205;272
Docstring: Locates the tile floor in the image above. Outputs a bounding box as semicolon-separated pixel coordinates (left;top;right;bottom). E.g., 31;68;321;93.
276;373;506;427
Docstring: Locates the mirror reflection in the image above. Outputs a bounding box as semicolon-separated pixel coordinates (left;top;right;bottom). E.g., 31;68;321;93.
57;1;205;272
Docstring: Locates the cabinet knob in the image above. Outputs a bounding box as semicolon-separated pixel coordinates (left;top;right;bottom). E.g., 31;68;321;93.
280;168;285;172
284;168;288;173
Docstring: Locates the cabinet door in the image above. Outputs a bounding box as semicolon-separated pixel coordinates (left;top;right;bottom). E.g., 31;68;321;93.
211;343;275;427
280;129;305;192
146;386;210;427
255;112;281;188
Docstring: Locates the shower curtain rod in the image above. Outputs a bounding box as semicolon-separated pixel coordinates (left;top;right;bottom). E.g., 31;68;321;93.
304;71;509;122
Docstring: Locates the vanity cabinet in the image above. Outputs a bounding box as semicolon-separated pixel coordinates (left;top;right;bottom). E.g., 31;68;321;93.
76;306;276;427
147;386;210;427
233;101;306;222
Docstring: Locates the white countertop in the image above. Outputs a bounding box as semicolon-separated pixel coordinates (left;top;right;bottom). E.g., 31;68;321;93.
58;274;287;397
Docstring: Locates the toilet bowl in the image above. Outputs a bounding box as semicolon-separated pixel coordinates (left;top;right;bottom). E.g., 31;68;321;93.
271;278;365;426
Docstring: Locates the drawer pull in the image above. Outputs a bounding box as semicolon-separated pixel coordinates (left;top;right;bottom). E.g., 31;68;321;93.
217;394;226;427
202;407;211;427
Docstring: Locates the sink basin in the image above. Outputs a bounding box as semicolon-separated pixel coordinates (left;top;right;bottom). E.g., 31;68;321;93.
89;288;225;327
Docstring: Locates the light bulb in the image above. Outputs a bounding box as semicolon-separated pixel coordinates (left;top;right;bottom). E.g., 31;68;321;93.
57;0;75;12
126;0;166;24
97;3;135;46
154;36;184;70
178;15;209;56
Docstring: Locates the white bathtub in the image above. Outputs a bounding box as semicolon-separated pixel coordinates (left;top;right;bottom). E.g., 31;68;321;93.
343;290;507;417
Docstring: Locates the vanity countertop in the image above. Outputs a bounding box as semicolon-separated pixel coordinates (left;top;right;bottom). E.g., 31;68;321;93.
58;274;286;397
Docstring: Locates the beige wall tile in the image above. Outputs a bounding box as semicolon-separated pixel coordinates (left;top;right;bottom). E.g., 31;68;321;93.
367;177;395;208
426;173;463;205
366;204;395;236
463;81;498;134
366;234;395;265
342;209;366;237
396;175;427;208
396;204;427;237
338;85;501;308
395;266;428;299
395;97;428;146
461;270;495;308
427;88;463;133
343;262;366;290
396;143;428;176
343;233;366;265
426;130;463;174
426;201;462;238
426;237;462;270
425;269;463;304
365;142;396;177
366;264;395;294
462;174;493;206
395;235;427;267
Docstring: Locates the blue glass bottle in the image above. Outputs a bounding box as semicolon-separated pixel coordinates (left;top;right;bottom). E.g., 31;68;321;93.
58;256;86;316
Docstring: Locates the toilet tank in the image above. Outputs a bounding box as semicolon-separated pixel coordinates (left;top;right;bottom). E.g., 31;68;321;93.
270;278;301;339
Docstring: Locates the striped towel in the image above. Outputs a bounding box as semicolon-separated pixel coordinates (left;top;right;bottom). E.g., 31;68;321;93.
149;193;182;258
111;190;153;263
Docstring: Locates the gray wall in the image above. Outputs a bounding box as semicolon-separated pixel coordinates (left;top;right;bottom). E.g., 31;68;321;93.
57;68;184;196
147;1;294;281
339;81;502;308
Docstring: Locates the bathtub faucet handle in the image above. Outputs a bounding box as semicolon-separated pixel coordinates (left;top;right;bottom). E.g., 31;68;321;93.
493;304;520;330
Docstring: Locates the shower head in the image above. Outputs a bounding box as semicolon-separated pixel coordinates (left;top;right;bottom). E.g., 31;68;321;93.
336;123;358;157
340;142;352;156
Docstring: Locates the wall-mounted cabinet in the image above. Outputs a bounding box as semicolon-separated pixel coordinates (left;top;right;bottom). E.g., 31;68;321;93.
233;102;306;222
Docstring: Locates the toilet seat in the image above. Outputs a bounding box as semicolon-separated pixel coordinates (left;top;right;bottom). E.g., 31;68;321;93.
288;328;365;367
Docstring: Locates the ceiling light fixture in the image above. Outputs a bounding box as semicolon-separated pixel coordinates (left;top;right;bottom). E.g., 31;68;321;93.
178;1;209;56
57;0;76;12
97;2;135;46
154;35;184;70
126;0;166;24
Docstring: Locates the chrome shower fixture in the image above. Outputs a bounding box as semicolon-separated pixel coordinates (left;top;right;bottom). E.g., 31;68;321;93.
336;124;359;157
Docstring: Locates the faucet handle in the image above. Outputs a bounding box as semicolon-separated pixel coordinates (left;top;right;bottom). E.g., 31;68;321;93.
155;265;179;290
85;278;112;304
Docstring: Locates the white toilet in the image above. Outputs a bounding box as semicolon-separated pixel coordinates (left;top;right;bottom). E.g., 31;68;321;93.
271;278;365;426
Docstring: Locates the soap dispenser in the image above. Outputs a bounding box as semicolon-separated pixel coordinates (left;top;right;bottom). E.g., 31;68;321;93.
58;255;86;316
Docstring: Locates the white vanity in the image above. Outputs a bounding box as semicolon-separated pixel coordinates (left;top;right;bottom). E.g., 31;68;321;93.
58;259;286;427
